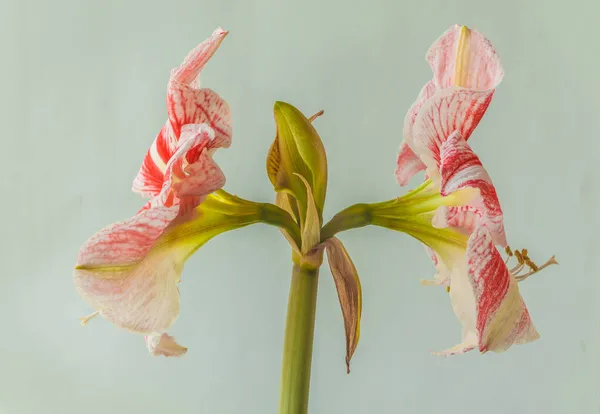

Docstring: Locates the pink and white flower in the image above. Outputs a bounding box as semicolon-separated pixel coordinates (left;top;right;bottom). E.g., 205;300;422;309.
397;25;541;355
397;24;506;247
74;28;231;357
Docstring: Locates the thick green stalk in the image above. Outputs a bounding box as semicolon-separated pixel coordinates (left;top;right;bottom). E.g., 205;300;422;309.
279;264;319;414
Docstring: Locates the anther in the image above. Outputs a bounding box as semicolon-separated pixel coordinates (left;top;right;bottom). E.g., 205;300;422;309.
514;250;524;265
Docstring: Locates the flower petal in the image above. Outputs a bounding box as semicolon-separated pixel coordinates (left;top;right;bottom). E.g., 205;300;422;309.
402;79;437;150
132;29;231;199
432;205;482;236
145;333;188;357
439;131;506;246
170;28;228;87
132;125;176;198
412;87;495;171
467;223;539;353
426;25;503;90
395;141;426;186
420;245;451;288
153;124;226;214
432;333;478;356
74;206;182;334
167;86;232;150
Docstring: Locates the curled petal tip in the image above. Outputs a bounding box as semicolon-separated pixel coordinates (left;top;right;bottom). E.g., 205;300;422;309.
146;333;188;357
215;27;228;35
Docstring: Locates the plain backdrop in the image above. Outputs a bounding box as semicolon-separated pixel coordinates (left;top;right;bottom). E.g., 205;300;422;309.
1;0;598;413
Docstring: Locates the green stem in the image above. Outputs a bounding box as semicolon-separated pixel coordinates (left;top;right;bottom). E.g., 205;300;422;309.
279;264;319;414
320;203;372;241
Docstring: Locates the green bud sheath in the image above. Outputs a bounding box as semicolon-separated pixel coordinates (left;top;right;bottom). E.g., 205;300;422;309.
268;101;328;223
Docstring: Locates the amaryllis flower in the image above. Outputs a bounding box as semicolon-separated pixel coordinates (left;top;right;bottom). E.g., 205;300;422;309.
74;29;234;357
395;25;554;355
396;24;506;247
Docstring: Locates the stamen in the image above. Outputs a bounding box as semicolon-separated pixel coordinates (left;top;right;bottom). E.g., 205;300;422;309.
525;259;539;272
514;250;524;265
80;310;100;327
510;262;526;275
515;256;558;282
446;286;450;293
504;246;513;264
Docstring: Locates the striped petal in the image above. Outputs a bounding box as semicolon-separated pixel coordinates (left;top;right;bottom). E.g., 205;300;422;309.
426;25;503;90
152;124;226;214
412;87;495;172
395;141;426;186
167;87;232;150
439;131;506;247
432;205;482;236
74;206;182;336
402;79;437;150
132;125;176;198
170;27;228;88
435;222;538;355
132;28;231;198
467;223;539;352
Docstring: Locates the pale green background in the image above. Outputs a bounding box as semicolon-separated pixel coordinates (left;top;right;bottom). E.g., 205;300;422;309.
1;0;597;413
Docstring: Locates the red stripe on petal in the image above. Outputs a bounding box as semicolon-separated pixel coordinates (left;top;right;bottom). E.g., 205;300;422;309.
432;205;482;235
132;126;177;198
167;84;232;149
413;88;494;169
152;124;225;214
467;223;538;353
440;132;506;246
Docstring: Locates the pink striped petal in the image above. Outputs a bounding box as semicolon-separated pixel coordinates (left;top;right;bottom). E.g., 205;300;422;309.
467;223;539;353
167;86;232;150
153;124;226;214
426;25;503;90
439;131;506;247
74;206;183;335
145;333;188;357
132;29;231;199
395;141;426;186
170;28;228;87
402;79;437;150
432;205;482;236
132;125;177;198
412;88;495;171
